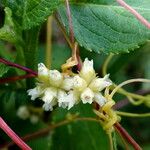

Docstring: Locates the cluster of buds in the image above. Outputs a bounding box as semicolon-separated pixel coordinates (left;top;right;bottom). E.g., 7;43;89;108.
27;58;112;111
17;106;39;124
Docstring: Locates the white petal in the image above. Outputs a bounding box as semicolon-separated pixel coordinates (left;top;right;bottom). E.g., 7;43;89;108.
42;99;57;111
94;93;107;107
73;75;87;91
49;70;63;87
89;74;112;92
58;90;77;110
80;58;95;84
42;87;57;103
38;63;49;82
17;106;30;120
81;88;94;104
61;77;74;91
27;87;42;100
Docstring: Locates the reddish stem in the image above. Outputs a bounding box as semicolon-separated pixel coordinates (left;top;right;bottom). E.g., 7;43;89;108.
114;122;142;150
0;117;32;150
65;0;75;44
0;58;37;76
116;0;150;29
0;74;35;84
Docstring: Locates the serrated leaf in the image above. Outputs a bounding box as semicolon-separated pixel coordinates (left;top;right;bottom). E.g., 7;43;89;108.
51;104;109;150
2;0;62;29
58;0;150;54
22;0;61;29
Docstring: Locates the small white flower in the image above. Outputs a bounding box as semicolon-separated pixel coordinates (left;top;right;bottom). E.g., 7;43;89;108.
73;75;87;92
89;74;112;92
38;63;49;82
49;70;63;87
27;86;42;100
17;106;30;120
94;93;107;107
43;102;53;111
42;87;57;103
80;58;95;84
58;90;77;110
81;88;94;104
61;76;74;91
30;115;39;124
42;87;57;111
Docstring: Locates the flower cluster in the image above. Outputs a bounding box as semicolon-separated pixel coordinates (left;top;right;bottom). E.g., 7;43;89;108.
27;58;112;111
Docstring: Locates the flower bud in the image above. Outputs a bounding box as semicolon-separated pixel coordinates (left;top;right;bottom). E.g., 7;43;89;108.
30;115;39;124
17;106;30;120
49;70;63;87
38;63;49;82
73;75;87;92
81;88;94;104
80;58;95;84
61;77;74;91
89;74;112;92
94;93;107;106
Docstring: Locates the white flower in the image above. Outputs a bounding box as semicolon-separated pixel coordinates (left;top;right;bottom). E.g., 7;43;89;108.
61;76;74;91
38;63;49;82
17;106;30;120
49;70;63;87
73;75;87;92
27;86;42;100
41;87;57;111
89;74;112;92
81;88;94;104
80;58;95;84
42;87;57;103
58;90;77;110
94;93;107;107
30;115;39;124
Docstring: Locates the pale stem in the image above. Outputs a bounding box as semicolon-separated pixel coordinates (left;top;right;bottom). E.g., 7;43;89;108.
110;78;150;99
46;16;53;69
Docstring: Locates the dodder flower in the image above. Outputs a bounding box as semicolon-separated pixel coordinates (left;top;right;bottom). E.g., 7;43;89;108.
27;58;112;111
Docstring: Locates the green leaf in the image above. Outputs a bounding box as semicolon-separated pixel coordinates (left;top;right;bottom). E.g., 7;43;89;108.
22;0;61;29
2;0;62;29
58;0;150;54
51;104;109;150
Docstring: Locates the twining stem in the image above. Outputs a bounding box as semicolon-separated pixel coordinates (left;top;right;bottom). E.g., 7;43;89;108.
0;117;99;148
114;90;150;109
102;54;114;76
0;117;31;150
116;130;130;150
46;16;53;69
65;0;75;44
116;0;150;29
0;58;37;76
116;111;150;117
110;78;150;99
108;133;114;150
54;14;72;49
114;122;142;150
0;74;35;84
